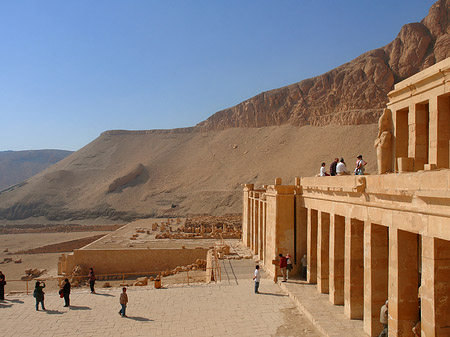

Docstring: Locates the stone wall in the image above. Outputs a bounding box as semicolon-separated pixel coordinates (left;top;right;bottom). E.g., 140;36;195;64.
59;248;208;276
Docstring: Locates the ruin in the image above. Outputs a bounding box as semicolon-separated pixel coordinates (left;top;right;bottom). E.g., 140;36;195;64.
242;57;450;337
57;217;240;284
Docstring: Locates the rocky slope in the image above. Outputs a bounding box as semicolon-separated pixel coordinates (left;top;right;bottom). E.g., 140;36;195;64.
196;0;450;131
0;150;73;190
0;125;378;222
0;0;449;223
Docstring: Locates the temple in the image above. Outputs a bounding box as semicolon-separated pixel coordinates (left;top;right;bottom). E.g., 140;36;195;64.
242;57;450;336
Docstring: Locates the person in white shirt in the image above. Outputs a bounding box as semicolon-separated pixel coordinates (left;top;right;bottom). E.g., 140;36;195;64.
319;162;329;176
253;265;261;294
336;158;349;175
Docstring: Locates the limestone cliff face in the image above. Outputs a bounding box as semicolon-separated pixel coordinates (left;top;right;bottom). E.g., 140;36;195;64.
196;0;450;131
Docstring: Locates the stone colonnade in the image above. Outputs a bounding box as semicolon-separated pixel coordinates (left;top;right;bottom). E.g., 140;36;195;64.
242;173;450;337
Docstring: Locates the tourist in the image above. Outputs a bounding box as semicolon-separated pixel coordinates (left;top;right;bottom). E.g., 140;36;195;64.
118;287;128;317
319;162;329;176
378;300;388;337
354;155;367;175
286;254;293;280
330;158;339;176
300;255;307;279
279;254;287;282
336;158;349;175
34;281;46;311
62;278;71;307
253;265;260;294
89;268;96;294
0;271;5;301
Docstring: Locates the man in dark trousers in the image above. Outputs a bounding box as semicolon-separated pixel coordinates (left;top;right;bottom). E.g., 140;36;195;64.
330;158;339;176
62;278;71;307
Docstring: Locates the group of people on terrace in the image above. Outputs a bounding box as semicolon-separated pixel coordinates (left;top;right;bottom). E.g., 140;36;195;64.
319;155;367;176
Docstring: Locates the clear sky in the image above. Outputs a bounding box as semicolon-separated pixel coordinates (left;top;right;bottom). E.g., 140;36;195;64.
0;0;436;151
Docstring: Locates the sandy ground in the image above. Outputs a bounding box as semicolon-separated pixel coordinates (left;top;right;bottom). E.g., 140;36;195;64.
0;231;110;293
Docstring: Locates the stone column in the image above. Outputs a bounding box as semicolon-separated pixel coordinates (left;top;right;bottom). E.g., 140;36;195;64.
253;197;259;255
317;211;330;294
258;199;264;260
344;218;364;319
429;95;450;168
421;236;450;336
364;222;388;336
307;208;318;284
329;214;345;305
388;229;419;337
409;103;429;171
242;184;254;247
296;206;308;273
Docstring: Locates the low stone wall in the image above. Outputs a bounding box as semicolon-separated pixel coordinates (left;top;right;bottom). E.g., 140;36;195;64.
59;248;208;276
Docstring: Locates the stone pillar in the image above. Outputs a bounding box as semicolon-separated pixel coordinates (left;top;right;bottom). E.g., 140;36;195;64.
250;196;256;251
296;206;308;273
388;229;419;337
364;222;388;336
253;197;259;255
409;103;429;171
258;199;264;260
242;184;254;247
307;208;318;284
344;218;364;319
317;211;330;294
431;96;450;168
421;236;450;336
329;214;345;305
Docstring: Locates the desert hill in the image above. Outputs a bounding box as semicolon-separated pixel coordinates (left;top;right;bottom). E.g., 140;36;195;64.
0;0;448;223
0;125;377;222
0;150;73;191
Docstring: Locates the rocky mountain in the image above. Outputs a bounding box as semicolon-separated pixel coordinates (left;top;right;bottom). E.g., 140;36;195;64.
0;0;448;223
0;150;73;191
196;0;450;131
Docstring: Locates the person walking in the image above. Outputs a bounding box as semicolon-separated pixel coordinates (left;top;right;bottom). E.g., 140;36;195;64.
279;254;287;282
253;265;261;294
34;281;46;311
378;300;388;337
330;158;339;176
118;287;128;317
0;271;5;301
286;254;293;280
355;155;367;175
62;278;71;307
301;255;307;279
88;268;96;294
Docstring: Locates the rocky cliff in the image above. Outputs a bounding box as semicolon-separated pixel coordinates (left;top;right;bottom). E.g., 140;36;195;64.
196;0;450;131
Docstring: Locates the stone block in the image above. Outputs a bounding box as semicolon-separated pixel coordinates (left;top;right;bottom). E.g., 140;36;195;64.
397;157;414;172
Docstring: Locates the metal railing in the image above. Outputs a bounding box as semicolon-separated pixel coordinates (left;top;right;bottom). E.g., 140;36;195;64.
4;265;221;296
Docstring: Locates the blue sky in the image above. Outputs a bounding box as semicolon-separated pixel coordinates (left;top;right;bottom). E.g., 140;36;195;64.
0;0;436;151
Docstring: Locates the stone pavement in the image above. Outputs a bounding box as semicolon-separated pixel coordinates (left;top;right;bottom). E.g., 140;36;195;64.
0;258;321;337
277;279;367;337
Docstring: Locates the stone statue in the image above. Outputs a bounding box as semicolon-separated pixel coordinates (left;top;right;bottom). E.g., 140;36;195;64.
374;108;393;174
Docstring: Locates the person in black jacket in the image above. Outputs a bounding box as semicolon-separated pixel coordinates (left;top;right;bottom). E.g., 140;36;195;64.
0;271;5;301
62;278;71;307
34;281;46;311
330;158;339;176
